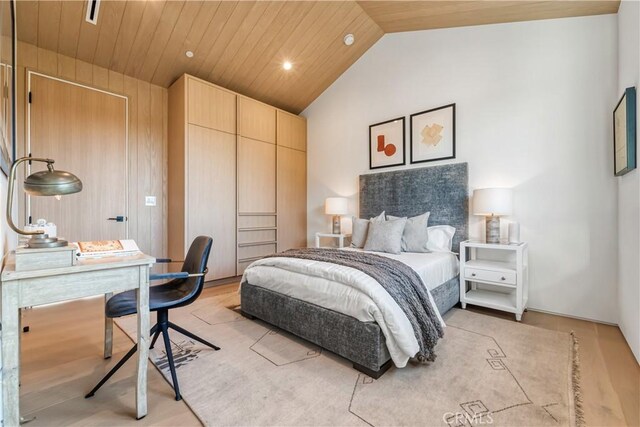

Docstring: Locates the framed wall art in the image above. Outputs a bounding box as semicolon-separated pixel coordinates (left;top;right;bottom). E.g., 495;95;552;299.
410;103;455;164
613;87;636;176
369;116;405;169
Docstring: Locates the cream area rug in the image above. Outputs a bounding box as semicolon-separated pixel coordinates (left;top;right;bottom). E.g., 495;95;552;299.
116;293;582;427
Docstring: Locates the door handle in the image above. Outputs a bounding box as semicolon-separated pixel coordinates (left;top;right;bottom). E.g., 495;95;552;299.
107;216;127;222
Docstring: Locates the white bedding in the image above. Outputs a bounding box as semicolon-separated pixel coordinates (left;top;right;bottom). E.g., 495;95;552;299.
241;249;459;368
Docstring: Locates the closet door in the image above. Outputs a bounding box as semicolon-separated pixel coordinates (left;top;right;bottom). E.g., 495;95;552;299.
236;97;277;274
277;146;307;251
187;124;236;280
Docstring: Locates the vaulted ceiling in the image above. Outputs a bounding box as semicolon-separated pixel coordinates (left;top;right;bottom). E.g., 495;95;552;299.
16;0;620;114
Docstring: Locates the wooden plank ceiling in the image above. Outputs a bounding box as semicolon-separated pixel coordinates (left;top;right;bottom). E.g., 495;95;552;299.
16;0;619;114
357;1;620;33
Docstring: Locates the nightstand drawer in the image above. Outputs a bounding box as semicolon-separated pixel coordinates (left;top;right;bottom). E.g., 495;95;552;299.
464;267;516;285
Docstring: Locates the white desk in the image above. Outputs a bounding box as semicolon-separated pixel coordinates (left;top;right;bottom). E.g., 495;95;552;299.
0;253;155;426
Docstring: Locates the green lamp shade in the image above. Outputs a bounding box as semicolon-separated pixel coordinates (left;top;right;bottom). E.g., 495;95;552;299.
24;169;83;196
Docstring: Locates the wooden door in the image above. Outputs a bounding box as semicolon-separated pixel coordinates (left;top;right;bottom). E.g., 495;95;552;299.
187;124;236;280
28;73;127;242
237;137;276;214
277;146;307;251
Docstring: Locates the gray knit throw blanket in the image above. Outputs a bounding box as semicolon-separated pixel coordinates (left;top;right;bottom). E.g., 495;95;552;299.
263;248;444;362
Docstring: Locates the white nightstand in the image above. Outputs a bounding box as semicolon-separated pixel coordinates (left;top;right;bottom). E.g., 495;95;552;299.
315;233;350;248
459;240;529;321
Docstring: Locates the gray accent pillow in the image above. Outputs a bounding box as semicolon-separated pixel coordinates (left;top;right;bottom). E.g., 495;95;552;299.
351;217;369;248
363;217;407;254
350;211;386;248
388;212;431;253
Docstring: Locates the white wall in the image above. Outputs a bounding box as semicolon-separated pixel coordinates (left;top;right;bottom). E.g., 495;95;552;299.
303;15;619;323
617;0;640;363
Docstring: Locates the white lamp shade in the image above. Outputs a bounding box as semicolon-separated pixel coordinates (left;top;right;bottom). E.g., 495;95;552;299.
473;188;513;216
325;197;348;215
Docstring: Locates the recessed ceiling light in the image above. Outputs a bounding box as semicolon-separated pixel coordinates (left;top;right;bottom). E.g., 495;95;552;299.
344;34;355;46
283;61;292;71
185;50;194;58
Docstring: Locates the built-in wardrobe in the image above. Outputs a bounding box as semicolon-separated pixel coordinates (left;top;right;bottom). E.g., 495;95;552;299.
168;74;307;281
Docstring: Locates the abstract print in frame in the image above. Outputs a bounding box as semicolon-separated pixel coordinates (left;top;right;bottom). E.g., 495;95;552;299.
369;117;405;170
613;87;636;176
410;103;456;164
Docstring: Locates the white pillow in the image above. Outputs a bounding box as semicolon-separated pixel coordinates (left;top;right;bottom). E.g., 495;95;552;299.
426;225;456;252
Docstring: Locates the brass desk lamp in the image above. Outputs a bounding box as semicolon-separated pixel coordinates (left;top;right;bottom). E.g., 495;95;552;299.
6;157;82;248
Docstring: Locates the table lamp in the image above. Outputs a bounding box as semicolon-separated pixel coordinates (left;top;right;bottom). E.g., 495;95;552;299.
6;156;83;248
325;197;348;234
473;188;513;244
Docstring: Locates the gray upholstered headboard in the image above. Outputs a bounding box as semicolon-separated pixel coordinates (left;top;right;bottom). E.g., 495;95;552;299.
359;163;469;253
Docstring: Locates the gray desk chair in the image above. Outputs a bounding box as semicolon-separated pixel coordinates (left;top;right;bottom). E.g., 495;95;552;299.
85;235;217;401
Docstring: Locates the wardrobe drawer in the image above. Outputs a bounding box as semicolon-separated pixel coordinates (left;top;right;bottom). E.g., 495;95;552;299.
464;267;516;286
238;229;276;245
237;259;257;276
238;215;276;229
238;243;277;261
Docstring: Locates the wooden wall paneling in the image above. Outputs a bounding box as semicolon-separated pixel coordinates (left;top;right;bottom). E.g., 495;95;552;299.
57;0;84;58
149;84;165;259
187;125;237;280
136;81;152;255
108;70;124;94
277;146;307;251
187;76;236;133
15;42;168;258
92;0;127;69
138;1;186;82
237;96;276;143
75;59;93;86
162;88;169;268
124;0;167;78
124;75;139;259
276;111;306;152
109;0;147;73
92;64;109;90
237;137;276;214
56;54;75;81
167;76;186;263
36;48;57;75
37;0;61;53
150;0;209;87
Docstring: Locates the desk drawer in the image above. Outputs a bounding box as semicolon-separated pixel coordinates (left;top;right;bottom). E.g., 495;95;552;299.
464;267;516;285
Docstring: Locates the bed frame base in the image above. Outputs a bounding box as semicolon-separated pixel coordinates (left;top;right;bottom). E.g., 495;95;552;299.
353;359;393;379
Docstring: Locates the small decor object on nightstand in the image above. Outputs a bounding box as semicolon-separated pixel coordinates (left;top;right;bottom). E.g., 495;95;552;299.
460;240;529;321
325;197;348;234
473;188;513;244
613;86;636;176
508;222;520;244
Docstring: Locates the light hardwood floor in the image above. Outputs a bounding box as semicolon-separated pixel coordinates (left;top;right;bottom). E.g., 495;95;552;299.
20;283;639;426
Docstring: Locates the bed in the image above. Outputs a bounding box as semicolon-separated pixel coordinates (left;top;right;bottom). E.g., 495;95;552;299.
240;163;469;378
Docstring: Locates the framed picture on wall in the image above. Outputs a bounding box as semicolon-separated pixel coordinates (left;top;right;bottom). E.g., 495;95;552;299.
369;117;405;169
410;103;455;164
613;87;636;176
